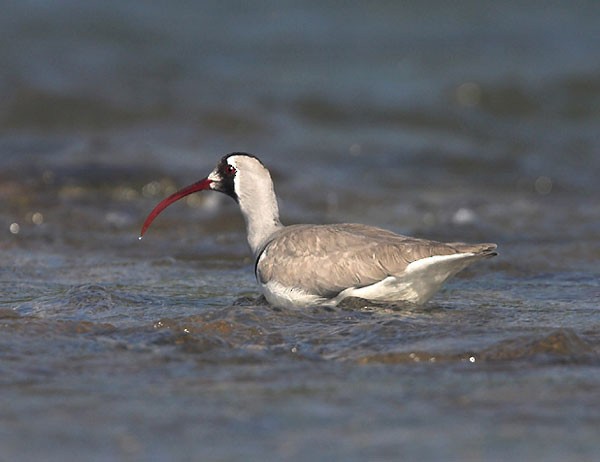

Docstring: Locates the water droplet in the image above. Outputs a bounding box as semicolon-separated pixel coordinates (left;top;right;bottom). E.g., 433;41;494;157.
32;212;44;225
142;181;162;198
9;223;20;234
453;207;476;225
469;356;476;363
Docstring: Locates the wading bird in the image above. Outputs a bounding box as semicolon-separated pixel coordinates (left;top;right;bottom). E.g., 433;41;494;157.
140;153;497;308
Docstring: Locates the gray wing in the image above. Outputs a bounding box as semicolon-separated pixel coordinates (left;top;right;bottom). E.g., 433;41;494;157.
256;223;496;298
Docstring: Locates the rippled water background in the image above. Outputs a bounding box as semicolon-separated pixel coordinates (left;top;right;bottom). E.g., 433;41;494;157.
1;1;599;461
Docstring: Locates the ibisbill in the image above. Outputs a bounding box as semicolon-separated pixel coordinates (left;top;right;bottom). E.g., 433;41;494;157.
140;153;497;309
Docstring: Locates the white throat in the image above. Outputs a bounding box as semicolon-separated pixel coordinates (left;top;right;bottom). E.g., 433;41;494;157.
229;157;283;255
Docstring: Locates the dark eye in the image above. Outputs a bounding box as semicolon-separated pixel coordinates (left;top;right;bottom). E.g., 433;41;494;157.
226;164;236;175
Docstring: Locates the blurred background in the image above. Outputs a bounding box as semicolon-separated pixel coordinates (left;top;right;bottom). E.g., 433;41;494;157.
1;1;599;461
2;0;599;236
2;0;599;253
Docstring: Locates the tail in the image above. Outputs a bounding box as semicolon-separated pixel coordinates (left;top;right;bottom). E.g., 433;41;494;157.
450;242;498;258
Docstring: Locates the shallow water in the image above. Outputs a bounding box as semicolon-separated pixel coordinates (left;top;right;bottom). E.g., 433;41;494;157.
1;1;600;461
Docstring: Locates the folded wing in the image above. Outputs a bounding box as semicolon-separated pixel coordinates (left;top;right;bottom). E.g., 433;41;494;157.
256;223;496;298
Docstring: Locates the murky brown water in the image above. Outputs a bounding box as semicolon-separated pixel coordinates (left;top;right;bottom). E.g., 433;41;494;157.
2;1;600;461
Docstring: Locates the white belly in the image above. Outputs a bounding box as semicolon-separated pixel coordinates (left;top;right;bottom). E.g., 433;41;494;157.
260;280;333;309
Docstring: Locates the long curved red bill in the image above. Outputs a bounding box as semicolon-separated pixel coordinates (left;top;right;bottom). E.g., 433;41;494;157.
139;178;212;238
